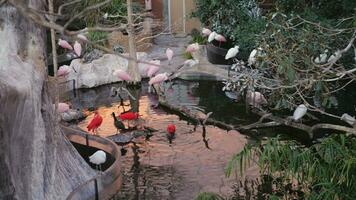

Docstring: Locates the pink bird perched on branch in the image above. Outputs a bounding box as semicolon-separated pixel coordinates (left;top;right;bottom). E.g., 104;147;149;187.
113;69;132;82
186;43;200;53
202;28;212;36
58;39;73;50
166;48;174;65
73;41;82;57
146;60;160;77
149;72;169;85
58;102;70;113
57;65;71;77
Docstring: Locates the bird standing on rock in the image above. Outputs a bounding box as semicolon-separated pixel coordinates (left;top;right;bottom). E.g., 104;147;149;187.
73;41;82;57
112;112;126;133
87;111;103;135
166;124;176;144
166;48;174;65
89;150;106;172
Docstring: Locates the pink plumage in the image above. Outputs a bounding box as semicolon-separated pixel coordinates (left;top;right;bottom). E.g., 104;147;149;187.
202;28;212;36
214;34;227;42
114;69;132;81
73;41;82;57
149;73;168;85
186;43;200;53
57;65;71;77
77;34;88;42
146;64;160;77
166;48;174;63
58;39;73;50
58;103;70;113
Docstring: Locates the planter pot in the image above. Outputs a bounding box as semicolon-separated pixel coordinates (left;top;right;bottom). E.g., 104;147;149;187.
206;43;232;65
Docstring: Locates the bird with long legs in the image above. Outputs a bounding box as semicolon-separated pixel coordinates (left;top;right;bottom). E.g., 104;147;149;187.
112;112;126;133
87;111;103;135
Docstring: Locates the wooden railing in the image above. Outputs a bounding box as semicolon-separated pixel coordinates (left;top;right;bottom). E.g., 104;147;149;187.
61;126;122;200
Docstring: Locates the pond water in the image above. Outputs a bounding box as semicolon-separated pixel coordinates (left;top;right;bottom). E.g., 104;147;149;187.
66;80;310;199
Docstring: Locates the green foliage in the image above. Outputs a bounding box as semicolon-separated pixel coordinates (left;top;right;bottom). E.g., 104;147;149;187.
226;135;356;199
195;192;224;200
193;0;265;50
88;31;108;43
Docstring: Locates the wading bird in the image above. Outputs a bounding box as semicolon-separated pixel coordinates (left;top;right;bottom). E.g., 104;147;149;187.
89;150;106;171
112;112;126;133
77;34;88;42
73;41;82;57
293;104;307;121
166;48;174;65
58;102;70;113
87;111;103;135
113;69;132;82
248;49;258;66
314;49;328;64
214;34;226;47
119;111;139;128
225;46;239;60
246;91;268;108
186;43;200;53
146;60;160;77
341;113;355;126
166;124;176;144
208;31;217;43
58;39;73;50
202;28;212;36
57;65;71;77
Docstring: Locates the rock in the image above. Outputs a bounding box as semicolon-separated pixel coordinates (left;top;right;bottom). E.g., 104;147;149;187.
67;53;150;89
83;49;103;63
60;109;86;122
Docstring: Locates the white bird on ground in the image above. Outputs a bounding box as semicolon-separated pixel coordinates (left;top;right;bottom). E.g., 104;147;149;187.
341;113;355;126
248;49;258;66
89;150;107;171
166;48;174;65
246;91;268;108
314;50;328;64
293;104;307;121
73;41;82;57
225;46;239;60
208;31;217;43
202;28;212;36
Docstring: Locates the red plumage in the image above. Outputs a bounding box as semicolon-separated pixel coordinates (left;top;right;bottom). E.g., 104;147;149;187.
87;113;103;132
167;124;176;134
119;112;139;121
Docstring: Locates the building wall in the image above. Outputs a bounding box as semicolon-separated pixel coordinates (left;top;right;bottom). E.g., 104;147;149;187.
169;0;201;34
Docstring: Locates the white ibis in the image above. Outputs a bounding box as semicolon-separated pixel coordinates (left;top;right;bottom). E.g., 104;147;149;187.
328;50;341;63
341;113;355;126
225;46;239;60
202;28;212;36
73;41;82;57
77;34;88;42
103;13;108;19
89;150;107;171
248;49;258;66
58;39;73;50
113;69;132;82
314;50;328;64
293;104;307;121
208;31;217;43
58;102;70;113
166;48;174;65
57;65;71;77
246;91;268;108
186;43;200;53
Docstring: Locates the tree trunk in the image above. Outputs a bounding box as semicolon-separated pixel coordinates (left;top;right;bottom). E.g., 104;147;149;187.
126;0;141;83
0;2;95;199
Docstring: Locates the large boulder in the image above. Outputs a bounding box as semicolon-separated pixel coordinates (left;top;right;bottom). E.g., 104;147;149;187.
66;53;150;89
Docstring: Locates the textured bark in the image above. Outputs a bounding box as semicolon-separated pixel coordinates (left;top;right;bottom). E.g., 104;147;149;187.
0;2;94;200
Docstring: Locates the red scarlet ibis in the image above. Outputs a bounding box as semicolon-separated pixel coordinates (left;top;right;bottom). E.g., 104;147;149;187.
293;104;307;121
166;124;176;144
77;34;88;42
225;46;239;60
73;41;82;57
58;102;70;113
119;111;139;128
186;43;200;53
246;91;268;108
57;65;71;77
113;69;132;82
87;111;103;134
202;28;212;36
58;39;73;50
89;150;106;171
208;31;217;43
166;48;174;65
148;72;168;85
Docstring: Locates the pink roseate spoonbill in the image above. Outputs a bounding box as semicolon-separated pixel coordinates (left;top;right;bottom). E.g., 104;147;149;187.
149;72;169;85
77;34;88;42
246;91;268;108
292;104;307;121
208;31;217;43
57;65;71;77
225;46;239;60
166;48;174;65
58;102;70;113
89;150;106;171
186;43;200;53
214;34;226;47
202;28;212;36
146;60;160;77
73;41;82;57
113;69;132;82
87;111;103;135
58;39;73;50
